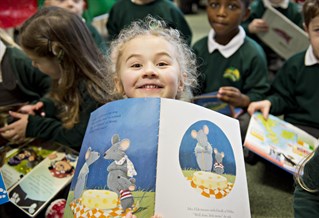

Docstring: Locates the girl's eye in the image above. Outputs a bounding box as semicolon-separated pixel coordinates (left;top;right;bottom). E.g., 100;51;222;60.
157;62;168;67
131;63;142;68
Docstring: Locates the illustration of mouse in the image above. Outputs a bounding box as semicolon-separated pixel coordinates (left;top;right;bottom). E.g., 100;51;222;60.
104;134;137;195
213;148;225;174
117;176;136;212
74;147;100;199
191;125;213;171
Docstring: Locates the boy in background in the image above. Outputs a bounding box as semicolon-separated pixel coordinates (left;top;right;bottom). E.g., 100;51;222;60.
192;0;270;140
106;0;193;46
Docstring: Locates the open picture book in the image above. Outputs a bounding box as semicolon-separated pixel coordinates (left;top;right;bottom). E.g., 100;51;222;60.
0;142;78;217
257;2;309;60
244;112;318;174
65;98;250;218
0;171;9;205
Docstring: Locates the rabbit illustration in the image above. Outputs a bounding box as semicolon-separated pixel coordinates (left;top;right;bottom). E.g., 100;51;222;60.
74;147;100;199
104;134;137;195
213;148;225;174
191;125;213;171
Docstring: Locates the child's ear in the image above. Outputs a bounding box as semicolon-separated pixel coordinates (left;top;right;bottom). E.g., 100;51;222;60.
178;73;187;93
242;7;251;22
114;76;125;95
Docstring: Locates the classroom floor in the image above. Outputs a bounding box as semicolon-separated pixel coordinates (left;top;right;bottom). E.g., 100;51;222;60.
185;9;295;218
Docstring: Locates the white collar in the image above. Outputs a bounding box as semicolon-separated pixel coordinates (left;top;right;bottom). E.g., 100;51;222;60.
0;40;6;63
263;0;289;9
208;26;246;58
305;45;319;66
0;40;6;82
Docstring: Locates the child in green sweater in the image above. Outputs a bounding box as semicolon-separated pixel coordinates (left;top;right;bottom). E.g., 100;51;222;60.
106;0;193;46
192;0;270;140
248;0;319;216
0;7;114;149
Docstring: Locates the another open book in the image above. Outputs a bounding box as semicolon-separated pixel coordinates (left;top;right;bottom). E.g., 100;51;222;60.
65;98;250;217
244;113;318;174
257;3;308;60
1;142;78;217
0;171;9;205
192;92;243;118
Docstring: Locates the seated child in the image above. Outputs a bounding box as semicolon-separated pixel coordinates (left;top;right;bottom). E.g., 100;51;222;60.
241;0;303;73
106;15;198;218
192;0;270;140
43;0;107;54
0;7;114;149
106;0;193;46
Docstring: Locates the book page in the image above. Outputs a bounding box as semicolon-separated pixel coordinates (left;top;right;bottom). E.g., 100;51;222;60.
65;98;161;218
8;146;78;217
244;113;318;174
257;6;308;59
155;99;250;217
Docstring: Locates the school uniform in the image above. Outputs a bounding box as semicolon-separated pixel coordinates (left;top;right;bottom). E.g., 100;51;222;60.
267;46;319;132
192;26;270;102
106;0;193;45
0;41;51;106
294;148;319;218
192;27;269;140
25;81;100;150
85;22;107;54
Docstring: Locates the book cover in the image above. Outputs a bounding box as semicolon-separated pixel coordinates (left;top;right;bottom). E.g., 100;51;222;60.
1;142;78;217
0;171;9;205
65;98;250;218
257;3;309;60
191;92;243;118
244;112;318;174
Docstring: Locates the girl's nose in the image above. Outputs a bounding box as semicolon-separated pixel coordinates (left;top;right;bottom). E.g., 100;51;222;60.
142;64;158;78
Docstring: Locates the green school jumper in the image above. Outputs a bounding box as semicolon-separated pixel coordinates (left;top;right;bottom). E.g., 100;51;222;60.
86;22;107;54
267;50;319;129
192;36;270;104
25;82;100;150
106;0;193;45
0;47;51;106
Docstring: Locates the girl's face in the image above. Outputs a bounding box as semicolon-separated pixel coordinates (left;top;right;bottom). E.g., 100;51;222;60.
45;0;85;16
305;16;319;60
24;49;61;79
206;0;249;45
115;35;184;99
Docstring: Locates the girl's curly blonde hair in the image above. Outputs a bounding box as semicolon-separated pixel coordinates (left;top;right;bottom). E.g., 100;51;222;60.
106;15;198;101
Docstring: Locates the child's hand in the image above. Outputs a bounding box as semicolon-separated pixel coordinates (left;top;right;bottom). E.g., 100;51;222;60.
247;100;271;119
0;111;29;144
217;87;250;108
19;102;45;116
248;19;269;34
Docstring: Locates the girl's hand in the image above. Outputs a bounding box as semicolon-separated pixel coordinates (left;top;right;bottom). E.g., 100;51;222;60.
248;19;269;34
0;111;29;144
247;100;271;119
217;87;250;108
19;102;45;116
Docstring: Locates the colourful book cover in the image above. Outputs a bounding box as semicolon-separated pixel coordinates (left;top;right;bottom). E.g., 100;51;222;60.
192;92;243;118
0;171;9;205
244;112;318;174
65;98;250;218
